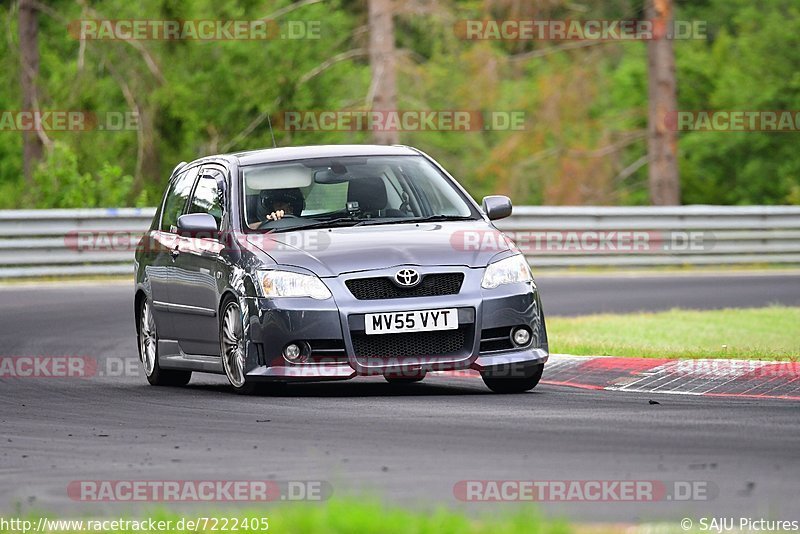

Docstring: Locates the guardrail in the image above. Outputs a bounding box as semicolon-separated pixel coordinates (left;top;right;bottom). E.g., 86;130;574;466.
0;206;799;278
0;208;155;278
503;205;800;267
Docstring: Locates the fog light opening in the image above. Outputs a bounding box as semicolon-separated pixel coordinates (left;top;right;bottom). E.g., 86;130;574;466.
283;342;309;364
511;327;531;347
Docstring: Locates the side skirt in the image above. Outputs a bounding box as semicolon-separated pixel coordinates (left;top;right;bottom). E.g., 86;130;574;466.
158;339;224;373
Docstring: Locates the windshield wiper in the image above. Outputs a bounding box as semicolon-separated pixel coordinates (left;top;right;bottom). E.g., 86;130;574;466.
268;216;362;233
355;215;475;226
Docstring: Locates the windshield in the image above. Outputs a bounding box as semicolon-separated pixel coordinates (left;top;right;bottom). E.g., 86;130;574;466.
241;155;478;232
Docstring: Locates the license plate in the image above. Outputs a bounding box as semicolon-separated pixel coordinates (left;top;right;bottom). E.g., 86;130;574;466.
365;308;458;335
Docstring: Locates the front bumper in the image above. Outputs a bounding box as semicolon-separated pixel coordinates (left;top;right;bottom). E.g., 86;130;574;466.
243;265;549;382
245;349;550;381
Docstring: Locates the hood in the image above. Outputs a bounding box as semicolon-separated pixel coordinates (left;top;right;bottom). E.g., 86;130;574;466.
245;221;513;277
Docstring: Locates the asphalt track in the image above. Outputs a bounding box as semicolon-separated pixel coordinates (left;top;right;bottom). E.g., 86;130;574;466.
1;273;799;524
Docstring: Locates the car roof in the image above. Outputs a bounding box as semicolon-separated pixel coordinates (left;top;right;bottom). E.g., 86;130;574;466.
229;144;421;166
170;145;427;181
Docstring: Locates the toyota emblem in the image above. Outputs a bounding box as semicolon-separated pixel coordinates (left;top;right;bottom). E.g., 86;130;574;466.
394;268;421;288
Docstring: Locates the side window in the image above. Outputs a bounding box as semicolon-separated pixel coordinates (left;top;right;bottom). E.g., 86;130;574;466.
160;166;199;232
188;170;224;227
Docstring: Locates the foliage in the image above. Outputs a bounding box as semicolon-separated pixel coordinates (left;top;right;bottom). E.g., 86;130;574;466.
31;142;136;208
0;0;798;207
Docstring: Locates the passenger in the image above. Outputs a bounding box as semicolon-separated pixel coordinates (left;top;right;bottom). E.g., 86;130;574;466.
250;188;305;228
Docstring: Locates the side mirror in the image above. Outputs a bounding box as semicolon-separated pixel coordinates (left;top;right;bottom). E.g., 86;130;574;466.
177;213;219;239
481;195;513;221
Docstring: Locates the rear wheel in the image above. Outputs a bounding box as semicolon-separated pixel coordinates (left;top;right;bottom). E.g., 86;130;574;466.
138;299;192;386
481;364;543;394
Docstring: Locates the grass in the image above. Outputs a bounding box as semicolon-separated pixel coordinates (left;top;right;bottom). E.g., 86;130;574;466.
265;500;568;533
6;501;570;534
547;306;800;360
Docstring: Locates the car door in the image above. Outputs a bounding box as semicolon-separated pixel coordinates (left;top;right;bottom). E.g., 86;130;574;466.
170;165;227;356
147;165;199;340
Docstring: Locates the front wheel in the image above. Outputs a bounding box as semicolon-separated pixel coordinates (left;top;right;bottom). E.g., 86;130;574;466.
138;299;191;386
481;364;543;394
220;298;284;395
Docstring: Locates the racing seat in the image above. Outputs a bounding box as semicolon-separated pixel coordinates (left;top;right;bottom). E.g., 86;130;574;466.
346;177;406;218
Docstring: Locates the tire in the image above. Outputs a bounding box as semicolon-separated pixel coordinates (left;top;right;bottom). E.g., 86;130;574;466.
481;363;543;394
220;298;279;395
138;298;192;386
385;372;426;385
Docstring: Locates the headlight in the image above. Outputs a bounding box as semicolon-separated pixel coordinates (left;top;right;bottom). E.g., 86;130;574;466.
481;254;533;289
256;270;332;299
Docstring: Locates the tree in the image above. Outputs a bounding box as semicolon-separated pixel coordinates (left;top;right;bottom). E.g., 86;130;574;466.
646;0;681;205
368;0;398;145
18;0;44;184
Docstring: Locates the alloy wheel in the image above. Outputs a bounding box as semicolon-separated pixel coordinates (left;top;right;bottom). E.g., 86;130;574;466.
221;302;246;388
139;301;157;376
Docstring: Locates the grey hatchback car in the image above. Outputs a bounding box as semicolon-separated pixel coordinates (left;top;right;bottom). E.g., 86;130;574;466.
134;145;548;394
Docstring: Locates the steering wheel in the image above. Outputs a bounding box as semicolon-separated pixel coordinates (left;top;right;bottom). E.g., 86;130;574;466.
256;215;298;230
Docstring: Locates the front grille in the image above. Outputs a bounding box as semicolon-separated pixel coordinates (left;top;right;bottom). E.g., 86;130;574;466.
346;273;464;300
307;339;347;364
480;326;514;352
352;328;467;358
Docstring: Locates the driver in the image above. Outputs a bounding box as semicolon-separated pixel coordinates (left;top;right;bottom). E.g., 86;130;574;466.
250;188;305;229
